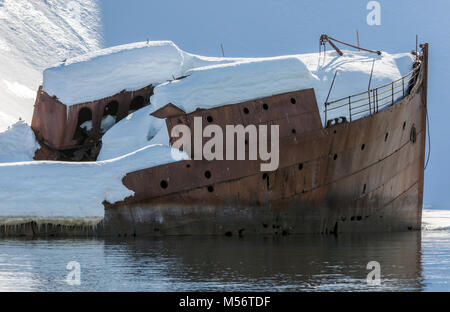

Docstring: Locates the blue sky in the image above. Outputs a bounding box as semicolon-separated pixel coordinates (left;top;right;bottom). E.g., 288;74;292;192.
100;0;450;208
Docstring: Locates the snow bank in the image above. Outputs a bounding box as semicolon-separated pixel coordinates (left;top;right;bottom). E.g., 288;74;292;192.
43;41;185;106
151;56;319;113
0;121;39;163
150;50;415;123
98;106;169;160
0;145;188;224
422;210;450;231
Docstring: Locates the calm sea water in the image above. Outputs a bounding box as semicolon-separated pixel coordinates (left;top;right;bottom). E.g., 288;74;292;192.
0;210;449;292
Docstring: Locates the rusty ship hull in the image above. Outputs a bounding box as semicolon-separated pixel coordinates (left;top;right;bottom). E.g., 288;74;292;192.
101;47;428;237
0;45;428;238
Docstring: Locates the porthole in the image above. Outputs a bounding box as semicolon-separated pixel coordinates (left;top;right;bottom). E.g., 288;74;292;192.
205;170;212;179
290;98;296;104
160;180;168;189
207;116;213;123
263;103;269;110
410;125;417;143
243;107;250;114
333;154;338;161
361;144;365;151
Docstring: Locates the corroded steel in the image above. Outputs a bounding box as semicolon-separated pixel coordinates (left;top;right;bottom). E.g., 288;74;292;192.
31;84;154;159
101;46;427;237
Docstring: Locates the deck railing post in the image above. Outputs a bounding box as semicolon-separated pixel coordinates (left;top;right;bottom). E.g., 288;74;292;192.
375;89;378;112
348;96;352;122
402;77;405;97
321;68;416;123
392;82;395;104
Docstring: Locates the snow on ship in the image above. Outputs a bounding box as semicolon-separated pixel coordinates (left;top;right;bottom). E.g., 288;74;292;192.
0;37;428;237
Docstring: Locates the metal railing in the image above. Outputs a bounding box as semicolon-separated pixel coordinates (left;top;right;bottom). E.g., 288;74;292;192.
324;65;420;126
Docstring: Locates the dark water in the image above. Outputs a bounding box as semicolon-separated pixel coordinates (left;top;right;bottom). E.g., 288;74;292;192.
0;227;449;292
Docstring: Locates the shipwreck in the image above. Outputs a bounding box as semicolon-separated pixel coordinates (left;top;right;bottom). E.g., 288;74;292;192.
1;37;428;237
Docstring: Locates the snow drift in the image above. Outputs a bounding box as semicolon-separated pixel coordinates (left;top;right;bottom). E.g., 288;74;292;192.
98;106;169;160
0;145;188;225
151;56;319;113
43;41;185;106
0;121;40;163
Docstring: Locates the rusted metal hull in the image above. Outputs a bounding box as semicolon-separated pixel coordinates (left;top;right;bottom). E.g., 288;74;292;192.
3;47;427;238
104;91;425;236
31;84;154;160
102;50;428;237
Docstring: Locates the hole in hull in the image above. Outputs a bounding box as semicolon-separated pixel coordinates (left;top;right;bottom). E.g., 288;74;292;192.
410;125;417;143
73;107;93;143
129;96;145;112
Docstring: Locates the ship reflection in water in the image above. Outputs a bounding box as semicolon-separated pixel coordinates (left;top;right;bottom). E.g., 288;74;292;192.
1;210;450;291
2;229;449;292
